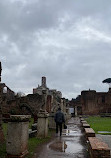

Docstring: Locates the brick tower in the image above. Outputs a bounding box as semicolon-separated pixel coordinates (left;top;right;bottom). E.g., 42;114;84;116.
41;76;47;87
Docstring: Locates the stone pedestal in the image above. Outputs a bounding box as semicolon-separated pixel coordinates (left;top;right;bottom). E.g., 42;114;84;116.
37;112;49;138
48;112;56;129
6;115;31;158
75;106;77;116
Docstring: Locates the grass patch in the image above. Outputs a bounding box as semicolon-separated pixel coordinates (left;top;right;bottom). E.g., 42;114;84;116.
26;129;55;158
26;137;49;158
85;116;111;134
2;122;8;138
0;143;6;158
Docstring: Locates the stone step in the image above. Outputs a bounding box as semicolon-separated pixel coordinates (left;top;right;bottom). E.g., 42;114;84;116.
31;123;37;131
88;137;110;158
83;123;90;128
29;129;37;138
81;120;87;124
85;128;95;138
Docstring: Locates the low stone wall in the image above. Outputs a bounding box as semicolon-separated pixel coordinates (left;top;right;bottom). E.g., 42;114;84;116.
83;123;90;128
88;137;110;158
81;120;87;124
81;118;90;131
85;128;95;138
80;118;84;121
80;117;111;158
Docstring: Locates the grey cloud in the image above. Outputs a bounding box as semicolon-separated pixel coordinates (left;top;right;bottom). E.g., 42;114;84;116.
1;0;111;99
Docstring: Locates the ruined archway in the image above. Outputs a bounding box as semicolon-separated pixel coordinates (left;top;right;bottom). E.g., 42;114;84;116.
19;103;35;116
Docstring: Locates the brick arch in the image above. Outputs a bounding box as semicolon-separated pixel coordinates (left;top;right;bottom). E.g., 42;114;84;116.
19;103;35;116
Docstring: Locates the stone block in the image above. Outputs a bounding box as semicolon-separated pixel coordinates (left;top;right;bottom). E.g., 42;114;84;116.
6;115;31;158
88;137;110;158
31;123;37;131
29;129;37;138
37;112;49;138
48;113;56;129
80;118;84;121
10;115;31;122
83;123;90;128
85;128;95;138
81;120;87;124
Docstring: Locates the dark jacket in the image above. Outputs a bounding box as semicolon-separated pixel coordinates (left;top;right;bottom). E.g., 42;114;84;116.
54;110;65;123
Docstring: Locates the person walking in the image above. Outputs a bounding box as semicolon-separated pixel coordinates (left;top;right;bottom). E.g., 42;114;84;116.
54;107;65;136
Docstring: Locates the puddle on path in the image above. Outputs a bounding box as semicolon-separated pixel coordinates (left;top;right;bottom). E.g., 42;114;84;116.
62;129;82;136
49;123;84;155
98;131;111;134
62;124;82;137
49;139;84;154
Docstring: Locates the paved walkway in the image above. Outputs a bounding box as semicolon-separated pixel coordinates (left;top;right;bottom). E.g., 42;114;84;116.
96;134;111;150
32;117;90;158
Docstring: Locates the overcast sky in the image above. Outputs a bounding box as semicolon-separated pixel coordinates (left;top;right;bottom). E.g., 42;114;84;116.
0;0;111;99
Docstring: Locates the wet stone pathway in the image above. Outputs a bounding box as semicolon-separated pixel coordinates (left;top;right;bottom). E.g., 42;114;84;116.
33;117;90;158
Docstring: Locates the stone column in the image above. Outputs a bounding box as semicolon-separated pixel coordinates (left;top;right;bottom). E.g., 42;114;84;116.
48;112;56;129
37;111;49;138
42;90;47;112
66;108;71;120
75;106;77;116
6;115;31;158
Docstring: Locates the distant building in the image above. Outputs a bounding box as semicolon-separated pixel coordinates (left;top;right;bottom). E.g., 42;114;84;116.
33;76;63;112
72;88;111;115
81;88;111;115
33;77;49;95
0;83;15;101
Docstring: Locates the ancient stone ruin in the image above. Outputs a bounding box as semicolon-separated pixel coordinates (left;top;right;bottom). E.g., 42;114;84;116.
70;87;111;116
1;60;111;158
